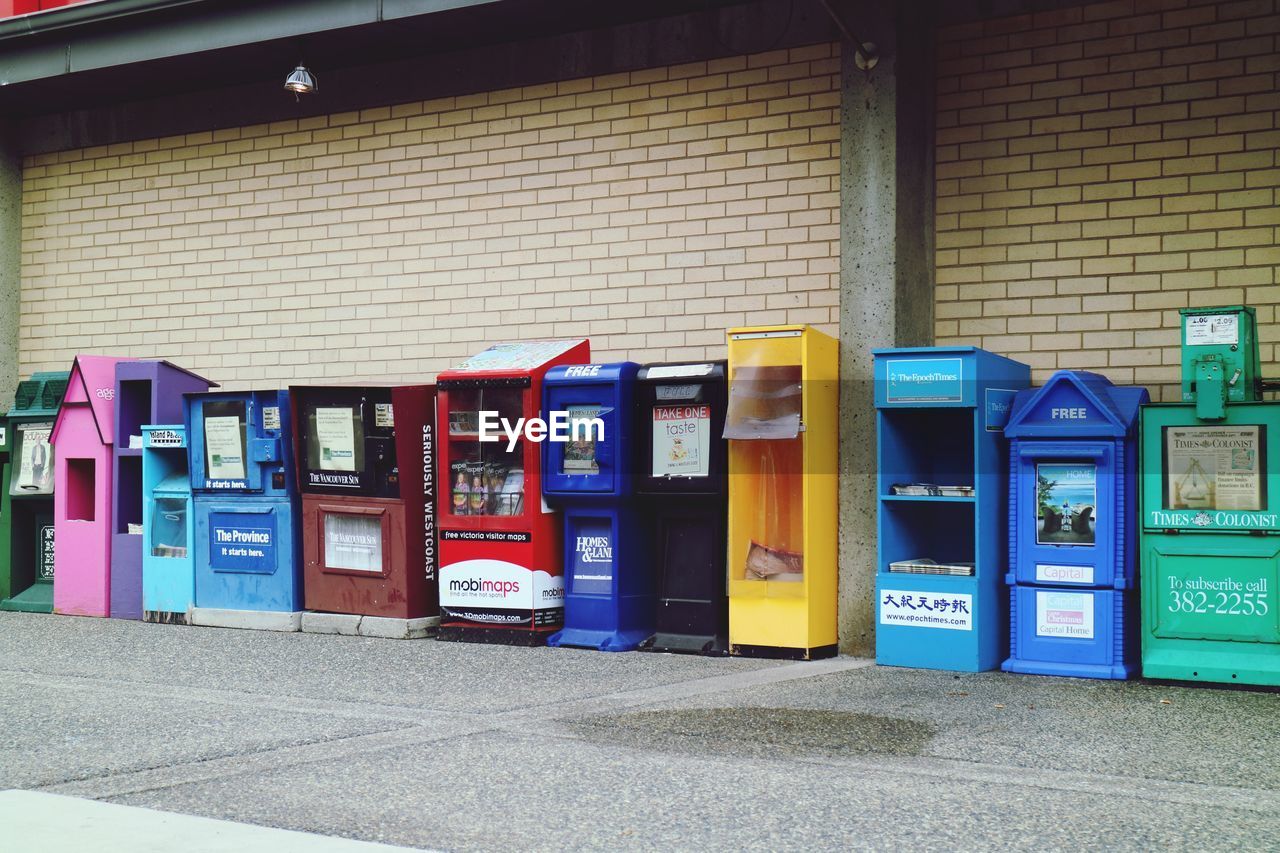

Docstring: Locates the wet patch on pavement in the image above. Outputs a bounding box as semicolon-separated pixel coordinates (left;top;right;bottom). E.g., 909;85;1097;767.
567;706;936;759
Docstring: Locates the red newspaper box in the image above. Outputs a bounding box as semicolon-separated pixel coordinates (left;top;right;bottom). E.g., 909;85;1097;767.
435;340;589;645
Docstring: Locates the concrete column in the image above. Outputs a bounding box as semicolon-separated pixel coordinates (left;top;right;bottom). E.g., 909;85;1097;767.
836;0;936;655
0;132;19;406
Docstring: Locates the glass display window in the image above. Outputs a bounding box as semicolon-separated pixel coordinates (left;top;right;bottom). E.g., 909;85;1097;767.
152;497;188;558
447;386;526;519
323;511;386;573
1035;462;1098;546
307;404;366;475
1163;424;1265;512
9;422;55;497
203;400;249;482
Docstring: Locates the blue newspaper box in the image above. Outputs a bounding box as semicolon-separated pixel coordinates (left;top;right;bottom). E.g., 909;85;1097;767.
874;347;1031;672
542;362;652;651
188;390;302;630
1002;371;1147;679
142;425;195;623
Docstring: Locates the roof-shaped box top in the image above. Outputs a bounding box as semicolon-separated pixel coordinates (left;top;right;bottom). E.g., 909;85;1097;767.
7;370;70;419
116;360;217;444
1004;370;1148;439
442;339;590;376
116;359;215;385
52;355;134;447
871;345;1030;370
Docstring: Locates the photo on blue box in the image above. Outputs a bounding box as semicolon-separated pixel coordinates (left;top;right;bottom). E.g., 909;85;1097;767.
562;404;602;473
1035;462;1096;546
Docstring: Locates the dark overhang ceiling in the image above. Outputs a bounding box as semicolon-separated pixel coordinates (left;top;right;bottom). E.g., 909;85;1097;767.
0;0;792;117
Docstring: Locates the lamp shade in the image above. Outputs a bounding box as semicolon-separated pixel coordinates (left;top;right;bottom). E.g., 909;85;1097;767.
284;65;317;94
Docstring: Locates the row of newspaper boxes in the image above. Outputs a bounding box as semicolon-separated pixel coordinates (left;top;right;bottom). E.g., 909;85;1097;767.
7;307;1272;685
0;326;840;659
874;306;1280;687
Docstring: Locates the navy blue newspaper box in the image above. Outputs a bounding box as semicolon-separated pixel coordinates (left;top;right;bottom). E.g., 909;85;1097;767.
188;390;303;630
1002;371;1147;679
541;362;652;651
635;361;728;655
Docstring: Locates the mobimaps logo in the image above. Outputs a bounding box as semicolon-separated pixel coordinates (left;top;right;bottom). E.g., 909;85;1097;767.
447;577;521;598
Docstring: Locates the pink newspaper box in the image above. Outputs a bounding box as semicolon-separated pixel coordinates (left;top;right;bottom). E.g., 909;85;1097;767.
51;355;135;617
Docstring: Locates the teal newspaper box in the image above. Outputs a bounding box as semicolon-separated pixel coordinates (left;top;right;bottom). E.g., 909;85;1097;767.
874;347;1030;672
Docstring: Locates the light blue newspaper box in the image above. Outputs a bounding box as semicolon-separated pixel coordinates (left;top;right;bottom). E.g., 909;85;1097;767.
142;425;195;623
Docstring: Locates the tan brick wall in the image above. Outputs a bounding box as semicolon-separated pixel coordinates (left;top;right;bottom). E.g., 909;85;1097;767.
19;45;840;388
936;0;1279;400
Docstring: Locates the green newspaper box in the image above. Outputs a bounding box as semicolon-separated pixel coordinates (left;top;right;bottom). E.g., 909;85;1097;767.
0;373;67;613
0;405;9;604
1140;307;1280;685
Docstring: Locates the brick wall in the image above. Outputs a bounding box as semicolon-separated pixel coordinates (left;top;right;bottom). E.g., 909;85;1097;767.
936;0;1279;400
19;45;839;387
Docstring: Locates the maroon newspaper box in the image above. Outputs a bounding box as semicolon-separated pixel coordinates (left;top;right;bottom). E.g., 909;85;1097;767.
291;384;437;628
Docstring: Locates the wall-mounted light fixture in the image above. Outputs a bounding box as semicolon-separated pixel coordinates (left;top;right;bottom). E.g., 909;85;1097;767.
815;0;878;71
284;64;318;98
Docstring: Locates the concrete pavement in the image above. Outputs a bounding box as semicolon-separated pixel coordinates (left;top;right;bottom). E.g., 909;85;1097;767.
1;610;1278;850
0;790;426;852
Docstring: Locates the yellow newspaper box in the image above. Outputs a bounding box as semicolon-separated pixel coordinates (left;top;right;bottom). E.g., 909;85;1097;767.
725;325;839;659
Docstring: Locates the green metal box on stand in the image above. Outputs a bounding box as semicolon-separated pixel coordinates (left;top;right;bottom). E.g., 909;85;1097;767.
1180;306;1259;416
1140;307;1280;686
0;372;69;613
